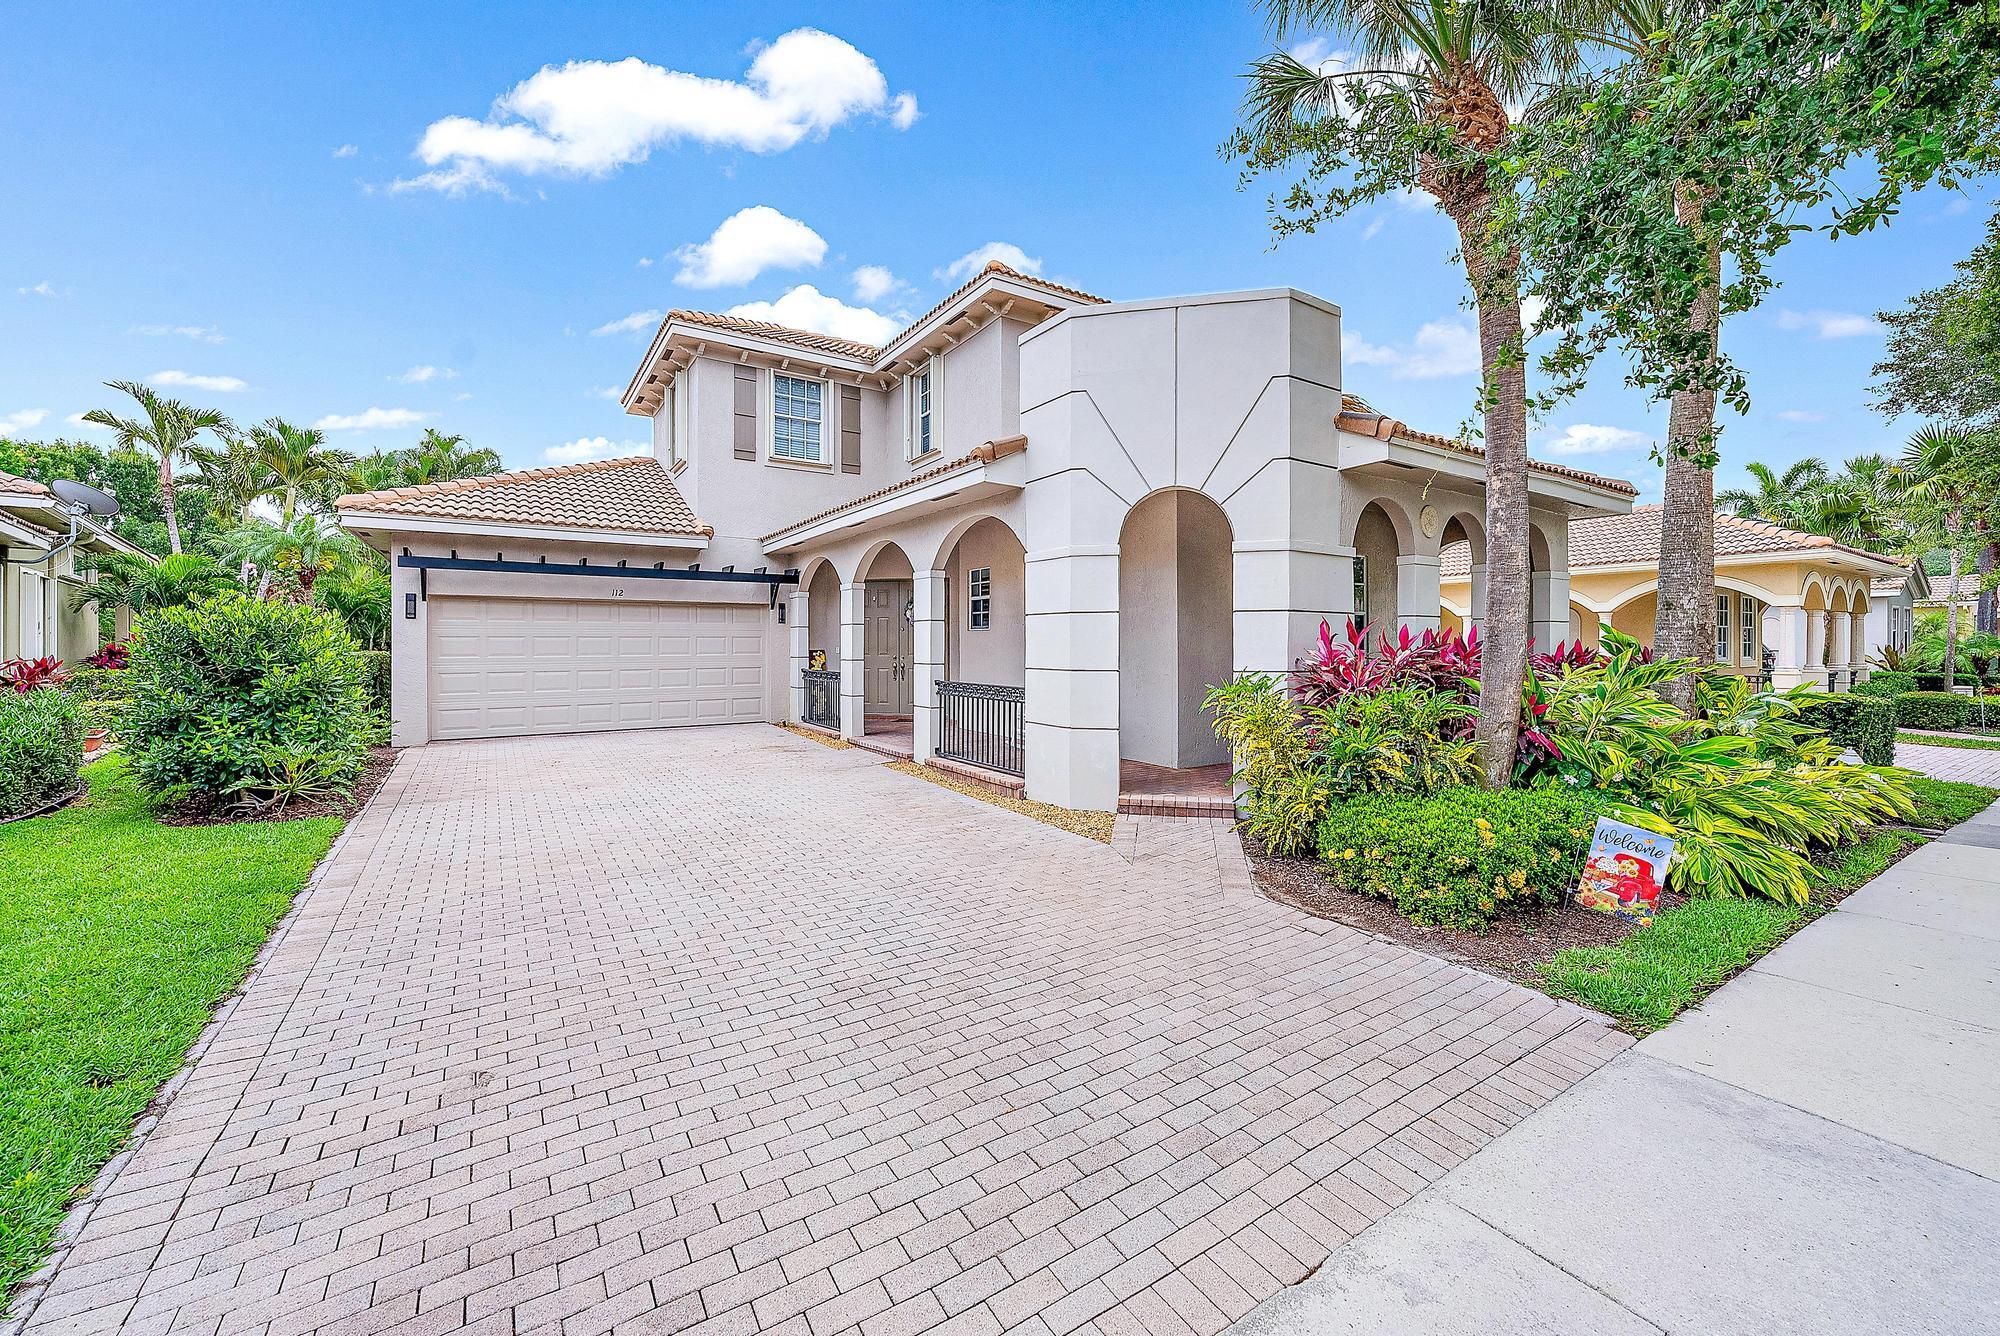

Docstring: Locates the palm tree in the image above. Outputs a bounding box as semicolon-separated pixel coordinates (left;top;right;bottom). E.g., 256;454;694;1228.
71;551;239;617
182;430;272;525
401;429;501;485
1897;425;1985;682
1718;460;1832;529
81;381;232;554
1247;0;1562;785
220;514;363;601
348;449;407;493
251;418;353;521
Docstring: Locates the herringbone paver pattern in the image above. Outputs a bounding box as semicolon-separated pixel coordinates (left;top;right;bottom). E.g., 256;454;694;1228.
15;726;1631;1336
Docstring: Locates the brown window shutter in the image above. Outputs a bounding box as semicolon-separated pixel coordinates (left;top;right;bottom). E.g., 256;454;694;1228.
840;385;862;474
733;364;758;460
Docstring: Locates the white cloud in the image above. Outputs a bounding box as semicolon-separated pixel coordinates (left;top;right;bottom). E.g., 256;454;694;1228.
314;407;434;432
452;391;473;402
1539;423;1650;456
938;242;1041;284
1;408;50;435
18;281;64;298
726;284;899;345
1775;408;1830;423
153;369;248;392
395;364;458;383
591;309;663;337
131;323;225;343
1343;320;1480;380
1359;216;1386;242
394;29;918;194
636;256;654;267
588;385;623;401
333;143;358;158
544;435;643;464
673;205;826;287
1777;308;1882;339
851;264;905;303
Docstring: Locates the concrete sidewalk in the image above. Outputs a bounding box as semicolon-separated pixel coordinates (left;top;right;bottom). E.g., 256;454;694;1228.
1231;799;2000;1336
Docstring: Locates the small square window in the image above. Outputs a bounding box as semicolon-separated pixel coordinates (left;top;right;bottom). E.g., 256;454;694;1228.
969;567;991;629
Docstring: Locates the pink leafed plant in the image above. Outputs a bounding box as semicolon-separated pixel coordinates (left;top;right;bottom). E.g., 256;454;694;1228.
1;655;71;693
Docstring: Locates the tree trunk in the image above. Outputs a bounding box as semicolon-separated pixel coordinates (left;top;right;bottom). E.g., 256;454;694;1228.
1978;536;1996;636
1443;186;1529;789
1946;535;1962;683
1655;211;1722;712
159;451;182;554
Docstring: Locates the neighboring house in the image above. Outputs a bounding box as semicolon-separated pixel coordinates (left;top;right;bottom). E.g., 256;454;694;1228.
1867;563;1928;663
1916;570;1983;625
1442;506;1907;689
339;263;1636;812
1;469;147;665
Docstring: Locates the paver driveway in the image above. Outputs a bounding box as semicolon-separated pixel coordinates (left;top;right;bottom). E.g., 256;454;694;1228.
17;727;1630;1336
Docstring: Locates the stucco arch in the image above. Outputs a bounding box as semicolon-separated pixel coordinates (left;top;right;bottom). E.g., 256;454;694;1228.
1829;582;1852;614
855;539;915;583
1802;572;1831;610
1440;511;1485;565
924;510;1024;574
1339;492;1416;551
934;515;1027;688
796;554;839;590
1118;488;1234;769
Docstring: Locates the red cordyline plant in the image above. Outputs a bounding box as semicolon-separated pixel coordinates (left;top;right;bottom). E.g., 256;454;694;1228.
1;656;71;693
84;641;131;669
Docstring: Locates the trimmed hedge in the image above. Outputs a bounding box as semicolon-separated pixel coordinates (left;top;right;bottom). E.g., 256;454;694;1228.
1797;695;1896;765
1913;671;1980;691
1850;670;1916;698
0;688;85;818
124;594;372;805
356;649;390;712
1896;691;1971;732
1316;785;1612;930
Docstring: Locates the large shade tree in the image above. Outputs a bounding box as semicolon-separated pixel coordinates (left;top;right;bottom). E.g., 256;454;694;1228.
1231;0;1567;785
80;381;232;554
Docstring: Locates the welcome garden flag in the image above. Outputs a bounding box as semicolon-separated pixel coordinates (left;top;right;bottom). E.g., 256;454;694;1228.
1574;818;1676;927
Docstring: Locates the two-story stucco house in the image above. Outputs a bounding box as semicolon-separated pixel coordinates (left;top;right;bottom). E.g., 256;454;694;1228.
338;263;1637;813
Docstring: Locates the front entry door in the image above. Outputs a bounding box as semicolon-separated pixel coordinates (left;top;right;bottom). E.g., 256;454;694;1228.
864;580;913;714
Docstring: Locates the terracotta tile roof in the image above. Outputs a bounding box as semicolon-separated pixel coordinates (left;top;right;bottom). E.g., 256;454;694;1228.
337;455;709;537
1338;395;1640;497
652;263;1108;372
762;436;1028;544
0;469;51;496
1919;572;1986;603
1440;506;1904;578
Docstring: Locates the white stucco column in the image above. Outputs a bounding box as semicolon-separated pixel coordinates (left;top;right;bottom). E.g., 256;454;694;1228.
1023;544;1120;811
387;554;430;747
1826;612;1851;673
911;570;945;764
1396;554;1442;636
839;581;866;739
1805;609;1828;687
1466;564;1487;638
1770;605;1812;689
1849;612;1870;682
1531;571;1570;653
786;590;810;724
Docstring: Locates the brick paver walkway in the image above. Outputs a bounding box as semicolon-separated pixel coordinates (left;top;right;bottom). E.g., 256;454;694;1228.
16;727;1630;1336
1896;737;2000;786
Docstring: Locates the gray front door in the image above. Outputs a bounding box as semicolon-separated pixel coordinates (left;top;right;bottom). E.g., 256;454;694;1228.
864;580;913;714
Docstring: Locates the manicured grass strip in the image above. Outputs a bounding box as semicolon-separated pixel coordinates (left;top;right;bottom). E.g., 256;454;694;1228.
1538;898;1803;1033
1817;830;1922;894
0;758;341;1298
1907;777;2000;828
1900;730;2000;751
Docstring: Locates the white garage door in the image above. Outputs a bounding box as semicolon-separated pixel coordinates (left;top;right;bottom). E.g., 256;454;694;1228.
429;596;767;740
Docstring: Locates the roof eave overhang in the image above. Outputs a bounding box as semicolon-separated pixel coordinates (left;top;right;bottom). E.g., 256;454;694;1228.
1336;435;1637;516
336;509;711;552
1567;547;1908;579
0;501;150;560
869;275;1082;378
623;322;877;416
762;464;1016;556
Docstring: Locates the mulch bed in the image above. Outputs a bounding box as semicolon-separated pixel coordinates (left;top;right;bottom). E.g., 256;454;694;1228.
1247;838;1681;986
156;746;401;827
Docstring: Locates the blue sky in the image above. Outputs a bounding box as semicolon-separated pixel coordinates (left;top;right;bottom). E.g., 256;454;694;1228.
3;1;1988;501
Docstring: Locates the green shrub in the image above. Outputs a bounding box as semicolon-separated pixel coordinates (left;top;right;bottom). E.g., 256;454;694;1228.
356;649;390;711
1851;670;1916;697
1315;786;1612;930
124;594;372;808
0;688;85;818
1796;694;1896;765
1897;691;1971;731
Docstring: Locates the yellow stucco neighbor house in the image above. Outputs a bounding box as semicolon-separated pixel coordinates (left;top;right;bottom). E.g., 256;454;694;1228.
1441;506;1909;690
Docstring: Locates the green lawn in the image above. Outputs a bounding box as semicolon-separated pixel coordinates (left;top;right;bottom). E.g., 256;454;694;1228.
0;758;342;1297
1900;729;2000;751
1540;780;1997;1033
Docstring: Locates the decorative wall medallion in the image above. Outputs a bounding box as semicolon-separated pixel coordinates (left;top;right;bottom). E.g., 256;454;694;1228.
1418;504;1442;540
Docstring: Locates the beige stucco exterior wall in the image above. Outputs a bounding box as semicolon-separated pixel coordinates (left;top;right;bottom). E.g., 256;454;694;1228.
943;517;1026;688
1;542;104;664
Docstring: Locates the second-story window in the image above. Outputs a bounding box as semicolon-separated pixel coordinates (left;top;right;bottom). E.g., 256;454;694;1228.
910;364;936;460
771;373;825;464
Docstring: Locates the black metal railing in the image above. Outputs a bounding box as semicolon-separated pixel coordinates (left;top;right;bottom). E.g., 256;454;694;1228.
802;669;840;729
935;680;1025;776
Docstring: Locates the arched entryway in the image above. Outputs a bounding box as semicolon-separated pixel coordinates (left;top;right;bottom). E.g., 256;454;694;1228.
1351;501;1407;641
930;516;1028;776
796;557;843;730
856;542;914;749
1117;489;1233;774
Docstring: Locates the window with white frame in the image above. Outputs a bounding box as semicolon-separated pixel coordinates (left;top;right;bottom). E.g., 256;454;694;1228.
969;567;992;629
909;363;936;460
770;373;825;463
1716;594;1732;662
1740;595;1757;663
1353;557;1369;628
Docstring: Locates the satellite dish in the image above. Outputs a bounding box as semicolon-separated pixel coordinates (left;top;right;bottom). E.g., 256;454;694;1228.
51;479;120;519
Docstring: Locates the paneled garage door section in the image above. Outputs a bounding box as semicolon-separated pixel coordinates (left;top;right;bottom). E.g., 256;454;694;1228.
429;597;766;740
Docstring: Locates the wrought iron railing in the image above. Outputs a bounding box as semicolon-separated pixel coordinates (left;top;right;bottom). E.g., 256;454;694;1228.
802;669;840;729
935;680;1025;777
